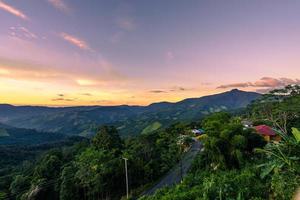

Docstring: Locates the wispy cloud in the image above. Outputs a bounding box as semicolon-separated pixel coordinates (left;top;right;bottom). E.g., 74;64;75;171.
0;61;106;87
149;90;168;93
0;62;66;81
47;0;70;13
117;17;136;31
60;32;92;51
110;32;123;43
169;86;188;92
217;82;252;89
255;88;275;94
149;86;191;94
76;79;102;86
0;37;128;89
90;100;114;104
217;77;300;89
52;97;75;102
0;68;10;75
0;1;28;20
9;26;38;40
166;51;175;61
80;93;92;96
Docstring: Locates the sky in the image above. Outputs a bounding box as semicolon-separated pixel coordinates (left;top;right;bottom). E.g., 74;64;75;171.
0;0;300;106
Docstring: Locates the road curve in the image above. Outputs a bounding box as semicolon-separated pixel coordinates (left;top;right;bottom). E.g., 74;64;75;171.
141;139;202;196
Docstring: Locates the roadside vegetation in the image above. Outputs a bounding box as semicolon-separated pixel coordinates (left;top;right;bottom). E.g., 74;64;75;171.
140;85;300;200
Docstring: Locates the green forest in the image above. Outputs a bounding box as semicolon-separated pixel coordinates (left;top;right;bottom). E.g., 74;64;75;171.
1;85;300;200
141;85;300;200
0;123;186;200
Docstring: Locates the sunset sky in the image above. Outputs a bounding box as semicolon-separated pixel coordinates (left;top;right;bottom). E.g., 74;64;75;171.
0;0;300;106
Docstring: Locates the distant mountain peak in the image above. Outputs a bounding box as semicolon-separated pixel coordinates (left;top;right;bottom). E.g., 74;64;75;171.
230;88;240;92
0;90;261;136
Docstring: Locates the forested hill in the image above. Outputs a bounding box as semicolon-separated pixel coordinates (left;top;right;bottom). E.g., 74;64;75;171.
0;89;260;136
0;123;66;145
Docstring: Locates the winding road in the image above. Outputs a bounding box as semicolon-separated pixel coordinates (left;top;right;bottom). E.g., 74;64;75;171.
142;139;202;196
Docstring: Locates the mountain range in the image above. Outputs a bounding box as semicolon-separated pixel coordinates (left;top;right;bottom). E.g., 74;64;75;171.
0;89;261;138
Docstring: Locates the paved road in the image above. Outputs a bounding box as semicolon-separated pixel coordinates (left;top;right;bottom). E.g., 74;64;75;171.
142;139;202;196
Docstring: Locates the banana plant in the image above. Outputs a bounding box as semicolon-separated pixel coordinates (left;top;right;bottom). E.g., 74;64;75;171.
291;127;300;143
255;128;300;178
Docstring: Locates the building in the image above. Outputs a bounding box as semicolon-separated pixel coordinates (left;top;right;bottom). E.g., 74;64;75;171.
242;120;253;128
254;125;281;142
191;129;205;136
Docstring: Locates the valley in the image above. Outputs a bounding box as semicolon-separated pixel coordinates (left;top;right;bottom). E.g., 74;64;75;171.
0;89;260;138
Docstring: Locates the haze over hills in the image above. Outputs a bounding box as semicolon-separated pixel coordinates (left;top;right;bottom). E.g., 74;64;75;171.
0;122;66;145
0;89;261;137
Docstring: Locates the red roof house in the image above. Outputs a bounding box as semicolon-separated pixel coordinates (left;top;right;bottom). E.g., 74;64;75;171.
254;125;281;142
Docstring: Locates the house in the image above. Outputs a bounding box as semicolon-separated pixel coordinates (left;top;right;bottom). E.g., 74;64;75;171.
254;125;281;142
242;120;253;128
191;129;205;136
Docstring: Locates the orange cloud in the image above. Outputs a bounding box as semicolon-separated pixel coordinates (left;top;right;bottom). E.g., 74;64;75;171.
217;77;300;89
76;79;102;86
52;98;75;102
217;82;252;89
48;0;70;13
0;59;126;89
149;90;168;93
149;86;192;94
0;1;28;20
0;64;66;82
0;68;10;75
60;32;91;50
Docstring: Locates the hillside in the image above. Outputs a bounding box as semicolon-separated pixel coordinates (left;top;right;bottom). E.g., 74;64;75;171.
0;123;66;145
0;89;261;136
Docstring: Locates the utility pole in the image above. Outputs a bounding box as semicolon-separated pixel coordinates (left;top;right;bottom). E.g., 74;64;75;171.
123;157;129;199
180;158;183;183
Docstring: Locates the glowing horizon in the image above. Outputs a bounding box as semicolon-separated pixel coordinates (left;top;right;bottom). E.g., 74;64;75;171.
0;0;300;106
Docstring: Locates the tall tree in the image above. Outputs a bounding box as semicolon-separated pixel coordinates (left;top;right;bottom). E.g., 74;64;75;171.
60;165;79;200
92;126;123;151
9;175;30;200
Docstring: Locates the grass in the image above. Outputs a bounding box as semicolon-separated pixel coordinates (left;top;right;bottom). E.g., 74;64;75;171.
142;122;162;134
0;129;9;137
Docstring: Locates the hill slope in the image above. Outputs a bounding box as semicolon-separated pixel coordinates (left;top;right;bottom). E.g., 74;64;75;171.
0;123;66;145
0;89;260;136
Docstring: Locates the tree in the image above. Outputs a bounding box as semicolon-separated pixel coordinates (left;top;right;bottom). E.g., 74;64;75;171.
75;147;123;199
202;112;231;137
28;150;63;200
33;154;62;180
92;126;123;151
60;165;79;200
201;112;265;169
9;175;30;200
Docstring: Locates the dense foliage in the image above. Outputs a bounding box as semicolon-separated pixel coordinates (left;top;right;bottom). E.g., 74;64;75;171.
199;112;266;169
0;125;67;145
141;85;300;200
0;125;184;200
0;137;84;199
